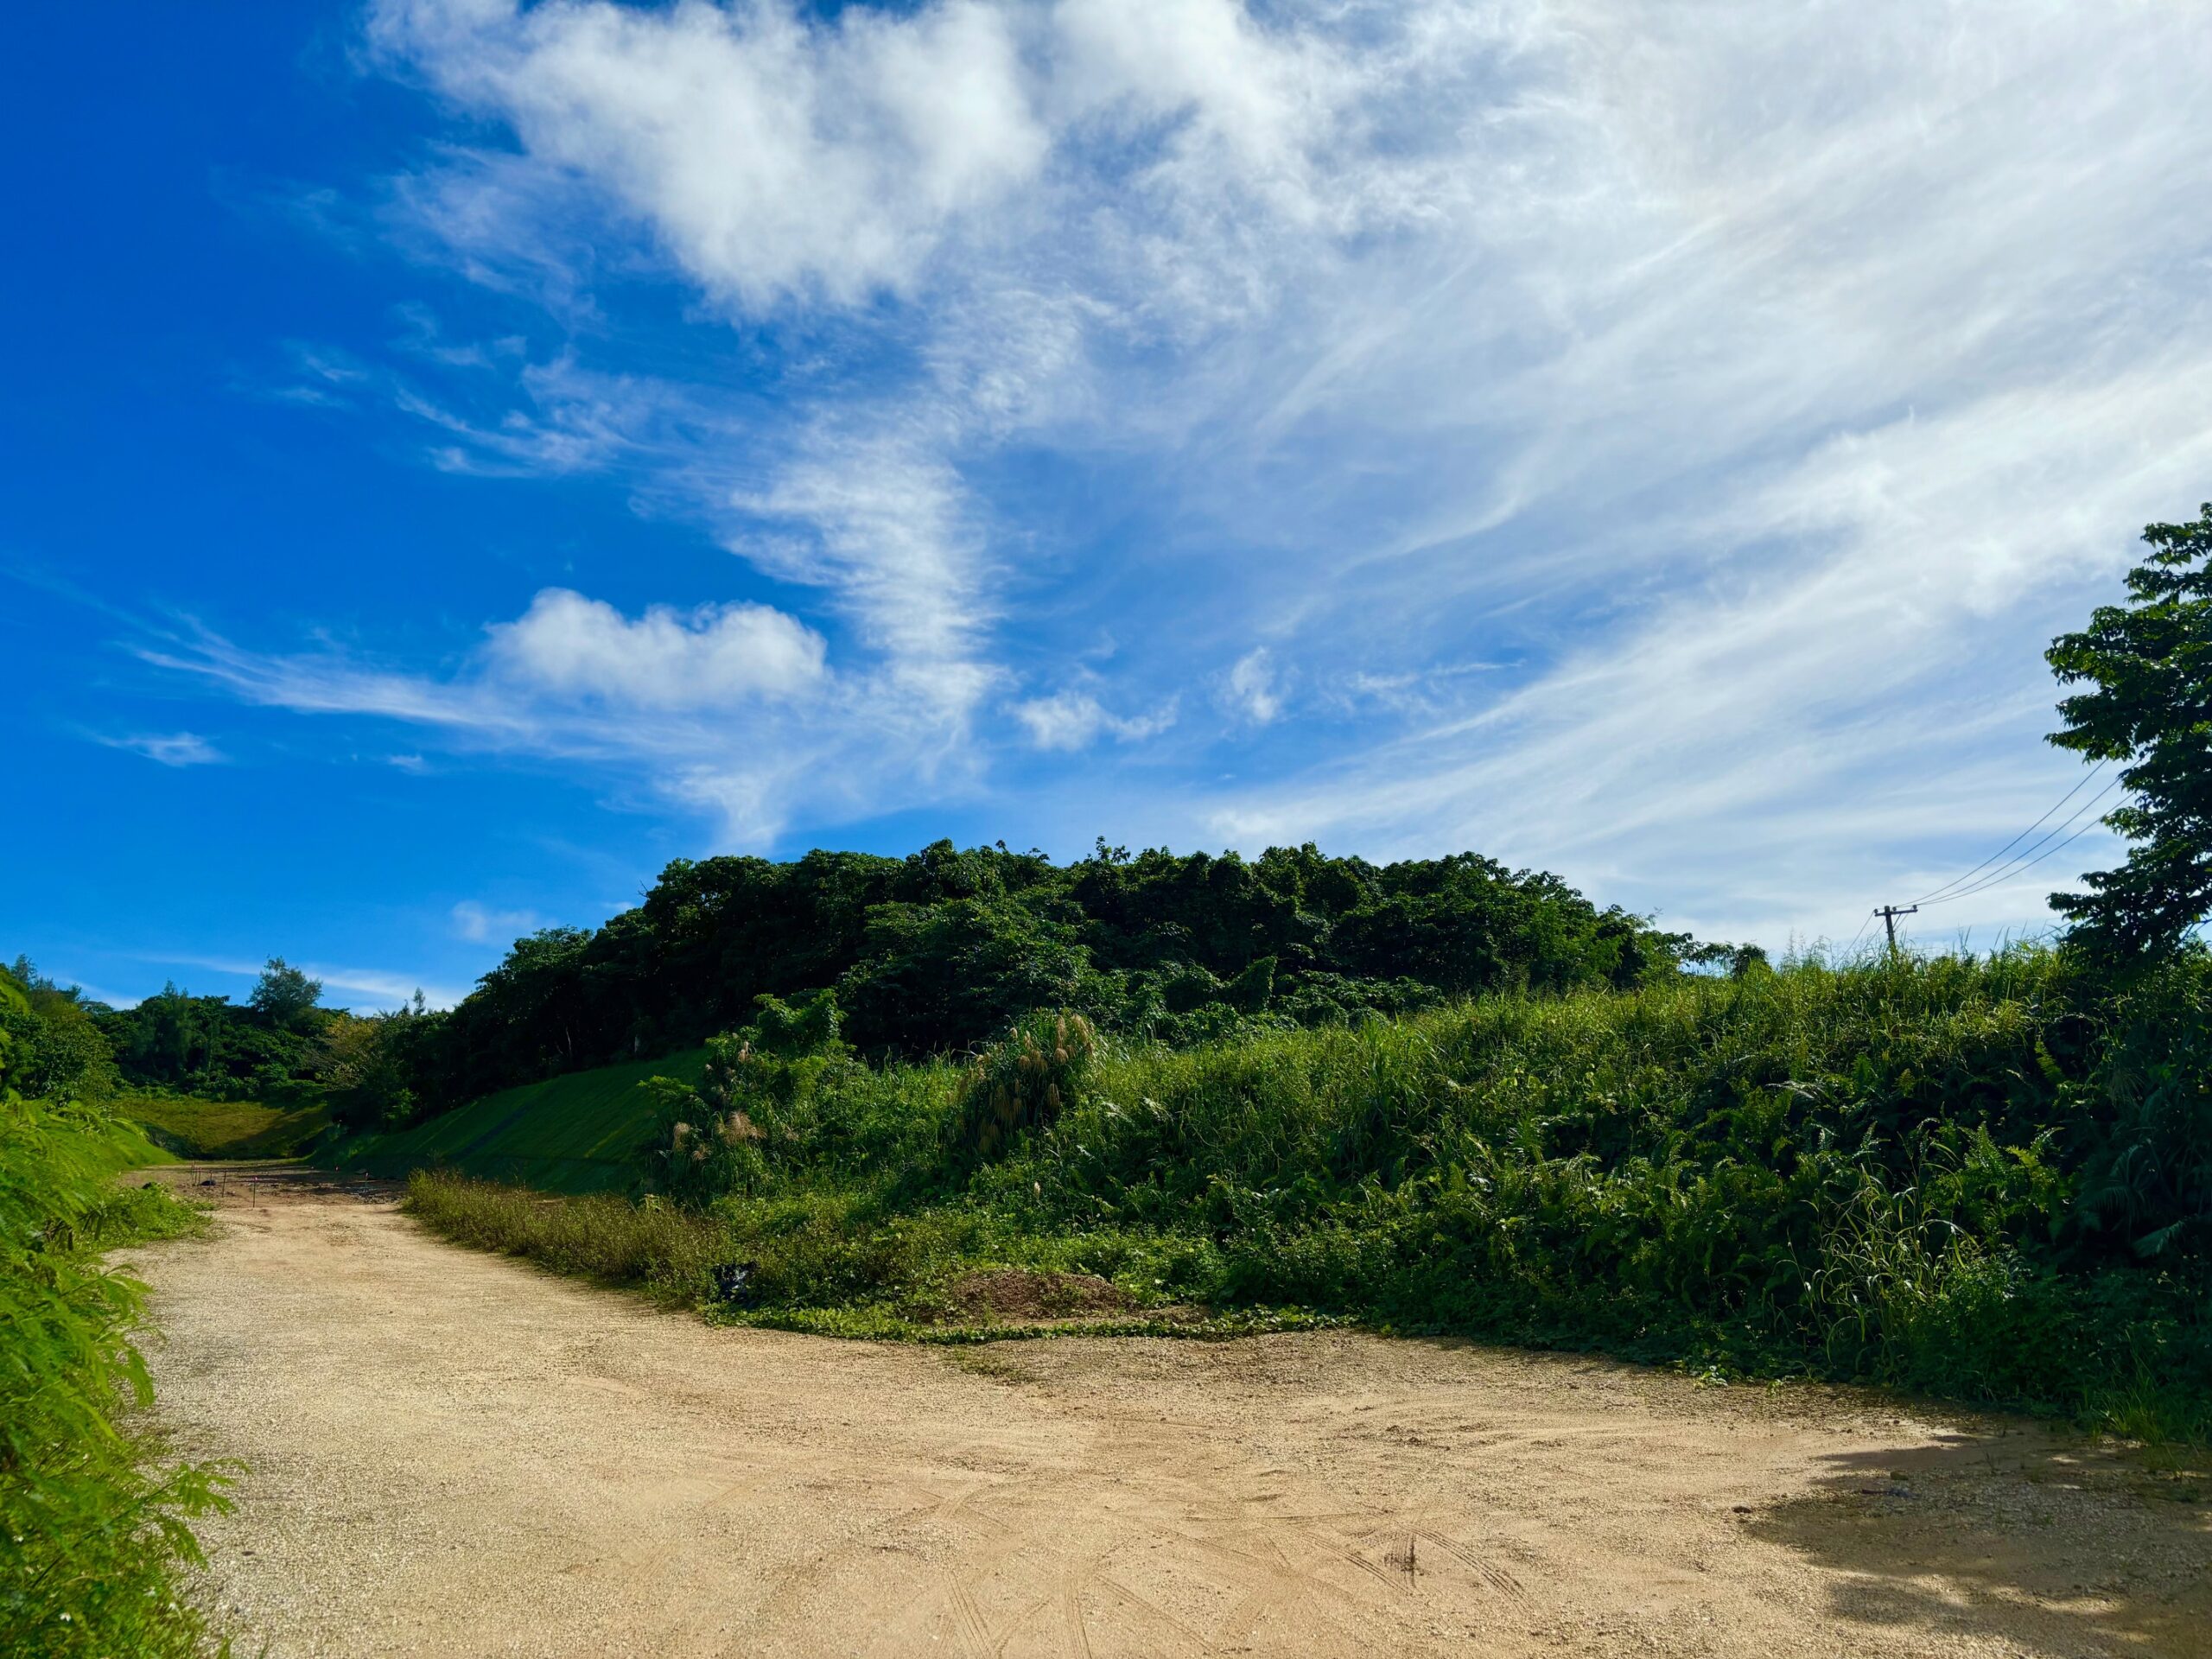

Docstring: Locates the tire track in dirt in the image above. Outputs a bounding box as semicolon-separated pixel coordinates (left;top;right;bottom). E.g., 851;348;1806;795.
124;1172;2212;1658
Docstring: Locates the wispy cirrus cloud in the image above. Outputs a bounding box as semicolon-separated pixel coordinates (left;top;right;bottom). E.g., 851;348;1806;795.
101;731;227;767
150;0;2212;946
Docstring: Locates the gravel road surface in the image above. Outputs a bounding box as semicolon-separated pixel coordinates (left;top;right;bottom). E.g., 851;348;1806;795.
124;1169;2211;1657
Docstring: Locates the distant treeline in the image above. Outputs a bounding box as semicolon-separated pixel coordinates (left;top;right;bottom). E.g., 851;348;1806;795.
395;841;1700;1121
3;955;399;1124
0;953;337;1103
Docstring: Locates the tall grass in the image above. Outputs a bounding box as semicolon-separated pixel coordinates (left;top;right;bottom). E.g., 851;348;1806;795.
402;1173;725;1301
403;950;2212;1438
1;1094;230;1656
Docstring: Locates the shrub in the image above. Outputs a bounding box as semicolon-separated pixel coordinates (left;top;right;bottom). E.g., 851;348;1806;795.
951;1011;1098;1162
643;992;852;1207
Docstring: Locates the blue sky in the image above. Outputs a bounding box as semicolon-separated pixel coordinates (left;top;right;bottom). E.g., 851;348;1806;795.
7;1;2209;1011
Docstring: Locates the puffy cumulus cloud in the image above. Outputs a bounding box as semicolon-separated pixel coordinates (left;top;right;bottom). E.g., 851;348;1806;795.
366;0;1390;310
485;588;826;708
133;588;971;849
369;0;1049;309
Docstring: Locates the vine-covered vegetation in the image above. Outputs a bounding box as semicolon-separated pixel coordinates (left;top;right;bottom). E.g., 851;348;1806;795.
404;946;2212;1440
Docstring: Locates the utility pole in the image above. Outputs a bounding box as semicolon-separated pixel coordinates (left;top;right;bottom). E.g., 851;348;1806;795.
1874;903;1917;956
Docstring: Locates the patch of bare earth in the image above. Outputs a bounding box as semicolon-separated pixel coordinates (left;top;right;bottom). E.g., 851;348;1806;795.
931;1267;1163;1325
123;1171;2211;1657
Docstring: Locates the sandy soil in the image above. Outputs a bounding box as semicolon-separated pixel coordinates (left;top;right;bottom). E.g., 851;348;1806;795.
123;1168;2210;1658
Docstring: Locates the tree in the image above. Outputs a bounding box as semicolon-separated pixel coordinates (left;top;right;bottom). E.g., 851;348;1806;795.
16;992;119;1103
2047;505;2212;958
321;1012;418;1132
250;958;322;1029
0;963;119;1103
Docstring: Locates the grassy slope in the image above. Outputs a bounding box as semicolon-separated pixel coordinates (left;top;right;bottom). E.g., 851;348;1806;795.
60;1110;178;1174
119;1095;328;1160
334;1047;709;1193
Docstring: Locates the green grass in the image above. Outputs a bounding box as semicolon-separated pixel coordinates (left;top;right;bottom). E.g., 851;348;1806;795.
60;1112;178;1176
336;1046;709;1192
404;1169;1340;1344
398;1173;724;1297
2;1095;230;1657
119;1094;328;1160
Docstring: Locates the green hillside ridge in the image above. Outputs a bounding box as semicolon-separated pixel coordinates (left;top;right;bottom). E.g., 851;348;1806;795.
335;1047;709;1192
361;838;1688;1121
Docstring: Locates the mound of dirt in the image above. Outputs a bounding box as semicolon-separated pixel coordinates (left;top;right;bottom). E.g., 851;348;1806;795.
941;1268;1141;1324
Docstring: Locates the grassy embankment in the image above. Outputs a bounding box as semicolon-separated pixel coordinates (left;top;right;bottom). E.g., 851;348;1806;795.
119;1094;331;1161
336;1047;709;1192
389;951;2209;1440
1;1095;232;1656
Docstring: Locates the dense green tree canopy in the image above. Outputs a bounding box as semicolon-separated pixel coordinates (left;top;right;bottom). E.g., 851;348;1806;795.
2049;505;2212;957
90;982;329;1099
396;839;1688;1116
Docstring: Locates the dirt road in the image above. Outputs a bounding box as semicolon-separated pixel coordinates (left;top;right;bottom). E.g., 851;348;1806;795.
124;1171;2209;1658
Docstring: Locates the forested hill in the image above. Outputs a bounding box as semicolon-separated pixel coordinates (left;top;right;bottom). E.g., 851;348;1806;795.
399;841;1688;1115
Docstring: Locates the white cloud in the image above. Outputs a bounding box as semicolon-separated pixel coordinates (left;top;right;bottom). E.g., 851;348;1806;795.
312;965;465;1011
485;587;825;708
450;899;542;944
123;950;463;1013
104;732;226;767
1012;690;1176;751
135;588;975;848
730;431;991;721
1221;648;1281;724
370;0;1047;309
171;0;2212;941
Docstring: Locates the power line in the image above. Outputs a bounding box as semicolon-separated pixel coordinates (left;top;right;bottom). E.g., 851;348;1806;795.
1919;800;2120;909
1910;761;2107;906
1917;776;2122;909
1926;793;2118;908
